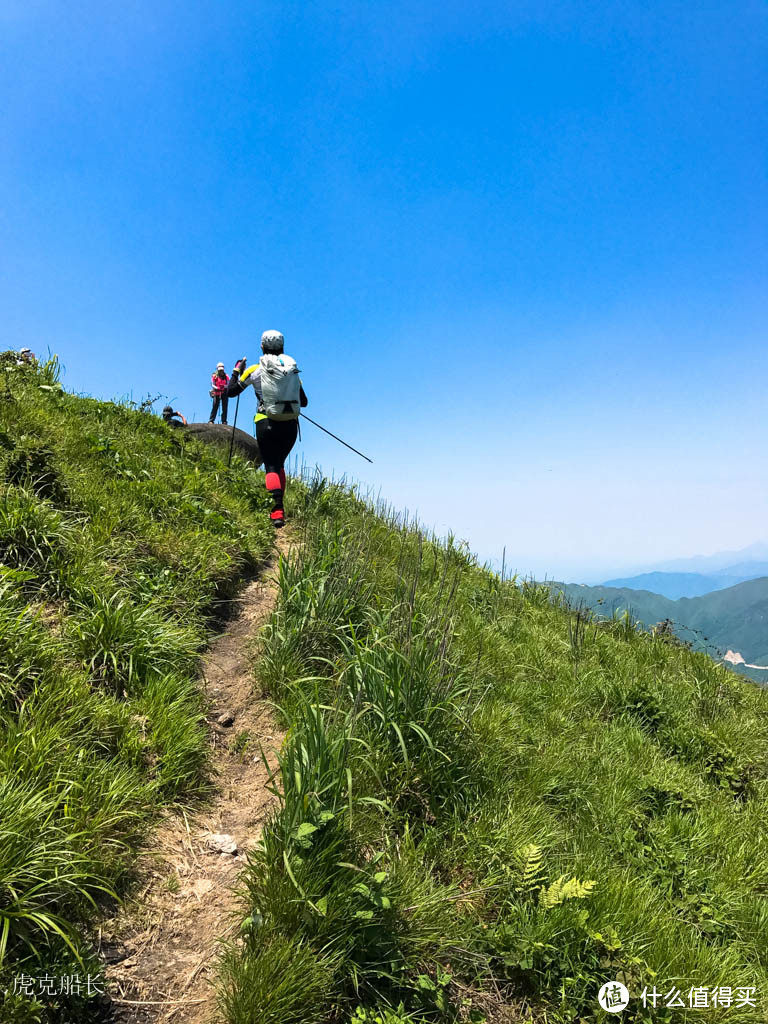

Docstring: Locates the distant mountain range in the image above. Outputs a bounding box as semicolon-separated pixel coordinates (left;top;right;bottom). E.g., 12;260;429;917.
651;542;768;574
550;576;768;683
589;541;768;584
602;564;768;600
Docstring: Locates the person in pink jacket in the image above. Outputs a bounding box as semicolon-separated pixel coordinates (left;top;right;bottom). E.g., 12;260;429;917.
209;362;230;424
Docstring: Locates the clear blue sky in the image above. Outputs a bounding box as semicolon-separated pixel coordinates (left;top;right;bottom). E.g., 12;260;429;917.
2;1;766;580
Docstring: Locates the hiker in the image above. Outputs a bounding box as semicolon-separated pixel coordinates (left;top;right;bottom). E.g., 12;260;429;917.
209;363;230;424
17;347;36;365
162;405;187;426
228;330;307;527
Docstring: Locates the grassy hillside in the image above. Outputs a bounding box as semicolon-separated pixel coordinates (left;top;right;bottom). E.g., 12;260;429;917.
553;579;768;677
221;487;768;1023
3;359;768;1023
0;353;273;1022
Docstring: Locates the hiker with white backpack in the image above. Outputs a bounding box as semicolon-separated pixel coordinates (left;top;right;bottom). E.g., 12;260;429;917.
227;330;307;527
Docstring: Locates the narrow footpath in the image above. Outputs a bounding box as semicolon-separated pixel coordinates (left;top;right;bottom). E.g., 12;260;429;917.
101;535;290;1024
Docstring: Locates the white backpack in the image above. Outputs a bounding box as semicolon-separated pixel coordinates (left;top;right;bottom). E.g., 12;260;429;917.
259;354;301;421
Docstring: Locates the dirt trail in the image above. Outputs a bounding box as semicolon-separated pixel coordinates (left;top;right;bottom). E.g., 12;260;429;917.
102;534;291;1024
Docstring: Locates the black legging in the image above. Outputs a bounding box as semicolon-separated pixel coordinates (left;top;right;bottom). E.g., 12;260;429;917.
209;393;229;423
256;417;298;518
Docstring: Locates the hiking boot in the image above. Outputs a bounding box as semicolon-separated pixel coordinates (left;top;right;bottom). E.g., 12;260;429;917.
221;420;228;426
272;517;285;528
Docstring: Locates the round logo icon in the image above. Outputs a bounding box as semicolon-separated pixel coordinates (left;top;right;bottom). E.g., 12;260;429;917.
598;981;630;1013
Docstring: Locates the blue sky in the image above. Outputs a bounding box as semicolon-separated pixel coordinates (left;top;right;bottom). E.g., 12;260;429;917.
2;1;766;580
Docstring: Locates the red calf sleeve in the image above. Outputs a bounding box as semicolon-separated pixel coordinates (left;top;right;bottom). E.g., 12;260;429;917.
265;471;281;492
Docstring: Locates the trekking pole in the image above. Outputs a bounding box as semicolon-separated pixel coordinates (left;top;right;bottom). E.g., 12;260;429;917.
300;414;373;463
227;394;241;468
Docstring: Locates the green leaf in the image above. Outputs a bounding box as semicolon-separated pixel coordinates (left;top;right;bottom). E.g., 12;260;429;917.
0;566;37;582
295;821;319;847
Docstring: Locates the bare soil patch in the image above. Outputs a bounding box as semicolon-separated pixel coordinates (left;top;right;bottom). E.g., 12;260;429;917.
101;534;290;1024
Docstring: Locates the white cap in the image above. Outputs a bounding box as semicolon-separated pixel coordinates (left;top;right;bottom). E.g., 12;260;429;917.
216;362;225;369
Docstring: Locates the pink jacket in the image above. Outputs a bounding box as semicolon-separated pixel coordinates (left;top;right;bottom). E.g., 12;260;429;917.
211;371;230;394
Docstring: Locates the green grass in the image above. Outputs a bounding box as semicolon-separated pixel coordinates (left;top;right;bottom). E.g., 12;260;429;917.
221;480;768;1024
0;352;274;1021
4;353;768;1024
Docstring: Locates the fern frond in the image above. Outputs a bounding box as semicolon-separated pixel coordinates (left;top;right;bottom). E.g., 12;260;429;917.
514;843;544;893
540;874;596;909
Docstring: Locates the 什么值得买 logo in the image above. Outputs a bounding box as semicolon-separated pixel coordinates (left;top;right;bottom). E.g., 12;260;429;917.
598;981;630;1013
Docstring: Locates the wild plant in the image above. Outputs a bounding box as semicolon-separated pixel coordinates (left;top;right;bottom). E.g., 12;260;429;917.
66;588;200;694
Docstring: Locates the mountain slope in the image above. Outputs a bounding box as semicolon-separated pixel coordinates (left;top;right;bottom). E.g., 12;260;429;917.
0;353;274;1023
715;560;768;577
220;488;768;1024
4;356;768;1024
553;577;768;671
